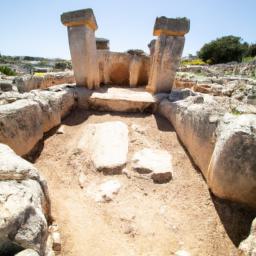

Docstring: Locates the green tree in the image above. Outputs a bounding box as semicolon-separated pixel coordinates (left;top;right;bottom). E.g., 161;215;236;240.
198;36;248;64
246;44;256;57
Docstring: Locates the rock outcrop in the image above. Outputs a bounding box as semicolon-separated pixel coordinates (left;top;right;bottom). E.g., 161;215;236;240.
0;143;50;255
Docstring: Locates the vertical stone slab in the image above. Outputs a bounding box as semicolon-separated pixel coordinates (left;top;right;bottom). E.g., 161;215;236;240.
129;56;142;87
147;17;190;94
61;9;100;89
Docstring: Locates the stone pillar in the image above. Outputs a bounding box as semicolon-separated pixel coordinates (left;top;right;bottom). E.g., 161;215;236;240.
147;17;190;94
129;56;142;87
61;9;100;89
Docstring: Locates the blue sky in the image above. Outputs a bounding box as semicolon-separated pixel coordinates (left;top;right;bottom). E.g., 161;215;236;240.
0;0;255;59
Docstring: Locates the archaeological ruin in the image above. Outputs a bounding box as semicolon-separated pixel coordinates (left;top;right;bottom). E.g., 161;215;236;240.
0;7;255;256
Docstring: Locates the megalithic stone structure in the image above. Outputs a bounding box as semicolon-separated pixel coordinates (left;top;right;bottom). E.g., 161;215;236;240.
61;9;100;89
147;17;190;94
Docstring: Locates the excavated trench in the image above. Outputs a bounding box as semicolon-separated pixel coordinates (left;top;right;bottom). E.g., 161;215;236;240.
31;108;254;256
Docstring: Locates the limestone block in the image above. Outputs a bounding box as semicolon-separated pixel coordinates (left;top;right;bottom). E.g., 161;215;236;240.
153;17;190;36
132;148;173;183
61;8;98;30
0;99;43;156
67;25;100;89
96;37;109;50
78;121;128;174
15;249;40;256
147;36;185;93
0;144;50;254
208;114;256;207
129;56;143;87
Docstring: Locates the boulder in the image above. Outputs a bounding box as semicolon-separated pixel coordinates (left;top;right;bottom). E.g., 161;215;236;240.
208;113;256;207
0;99;43;156
132;148;172;183
0;144;50;254
239;218;256;255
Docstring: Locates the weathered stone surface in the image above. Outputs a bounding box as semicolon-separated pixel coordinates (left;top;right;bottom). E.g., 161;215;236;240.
78;121;128;174
0;144;50;254
14;72;75;93
88;87;160;113
61;8;98;30
153;17;190;36
97;51;150;87
239;218;256;255
158;95;224;178
96;37;109;50
15;249;40;256
67;25;100;89
132;148;172;183
0;80;15;92
208;113;256;207
0;99;43;156
147;36;185;94
159;93;256;207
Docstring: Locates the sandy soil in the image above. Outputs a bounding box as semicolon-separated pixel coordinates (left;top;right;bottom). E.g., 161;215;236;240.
34;109;255;256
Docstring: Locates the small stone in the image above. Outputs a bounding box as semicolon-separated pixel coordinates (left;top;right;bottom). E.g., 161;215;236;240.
175;250;191;256
132;148;173;183
52;231;61;252
15;249;40;256
99;180;121;202
78;172;87;188
56;125;65;134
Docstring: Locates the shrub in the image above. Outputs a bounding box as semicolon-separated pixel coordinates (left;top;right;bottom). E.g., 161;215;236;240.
198;36;248;64
0;66;16;76
181;58;206;66
54;61;72;70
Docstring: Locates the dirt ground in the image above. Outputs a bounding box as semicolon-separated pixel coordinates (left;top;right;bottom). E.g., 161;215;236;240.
34;109;255;256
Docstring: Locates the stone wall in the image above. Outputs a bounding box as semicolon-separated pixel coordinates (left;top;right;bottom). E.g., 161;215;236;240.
97;51;150;87
158;91;256;208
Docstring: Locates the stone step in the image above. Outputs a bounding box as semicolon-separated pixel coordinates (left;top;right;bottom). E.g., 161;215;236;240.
87;87;167;113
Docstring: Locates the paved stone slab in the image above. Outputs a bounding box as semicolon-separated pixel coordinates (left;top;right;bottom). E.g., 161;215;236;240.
79;121;128;174
153;16;190;36
61;8;98;30
132;148;173;183
88;87;167;113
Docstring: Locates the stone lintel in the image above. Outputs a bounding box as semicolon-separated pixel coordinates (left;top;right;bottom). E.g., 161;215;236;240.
61;8;98;30
153;16;190;36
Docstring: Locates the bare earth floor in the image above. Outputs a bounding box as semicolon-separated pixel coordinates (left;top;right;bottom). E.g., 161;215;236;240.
34;109;255;256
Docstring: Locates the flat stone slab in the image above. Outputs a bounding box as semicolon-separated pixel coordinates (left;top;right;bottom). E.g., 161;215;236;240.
132;148;173;183
61;8;98;30
88;87;166;113
78;121;128;174
153;16;190;36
